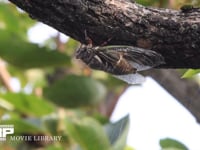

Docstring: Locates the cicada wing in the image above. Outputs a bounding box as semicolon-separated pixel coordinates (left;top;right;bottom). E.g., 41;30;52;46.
100;46;165;71
113;73;145;84
97;50;118;64
124;47;165;71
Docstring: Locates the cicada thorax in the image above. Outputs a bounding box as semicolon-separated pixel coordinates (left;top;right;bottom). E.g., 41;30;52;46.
101;54;136;75
114;53;137;74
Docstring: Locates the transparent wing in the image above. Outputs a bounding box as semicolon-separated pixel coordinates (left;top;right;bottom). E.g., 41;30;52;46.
113;73;145;84
99;46;165;71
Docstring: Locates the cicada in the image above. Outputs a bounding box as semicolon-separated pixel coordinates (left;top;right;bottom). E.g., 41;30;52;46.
76;45;165;84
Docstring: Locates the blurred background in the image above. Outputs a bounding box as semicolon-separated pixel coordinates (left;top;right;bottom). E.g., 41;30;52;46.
0;0;200;150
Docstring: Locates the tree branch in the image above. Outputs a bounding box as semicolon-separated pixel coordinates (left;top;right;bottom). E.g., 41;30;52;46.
8;0;200;69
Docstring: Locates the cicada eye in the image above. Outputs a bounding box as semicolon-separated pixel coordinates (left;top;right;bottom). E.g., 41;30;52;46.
76;45;94;62
75;48;82;59
76;45;87;59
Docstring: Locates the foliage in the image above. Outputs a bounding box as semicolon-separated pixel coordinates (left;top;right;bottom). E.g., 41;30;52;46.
160;138;189;150
0;30;70;69
104;115;130;150
43;75;106;108
0;2;129;150
0;92;54;116
182;69;200;78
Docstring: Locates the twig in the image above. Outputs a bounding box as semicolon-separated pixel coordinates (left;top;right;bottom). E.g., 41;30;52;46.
0;61;13;92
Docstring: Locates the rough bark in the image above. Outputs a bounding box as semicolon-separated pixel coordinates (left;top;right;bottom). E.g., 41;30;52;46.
8;0;200;69
8;0;200;121
145;69;200;123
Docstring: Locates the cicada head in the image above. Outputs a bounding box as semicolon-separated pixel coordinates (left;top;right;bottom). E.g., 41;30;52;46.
76;45;105;70
76;44;94;64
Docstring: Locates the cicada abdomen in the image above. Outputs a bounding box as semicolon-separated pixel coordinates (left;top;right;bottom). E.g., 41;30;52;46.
76;45;165;84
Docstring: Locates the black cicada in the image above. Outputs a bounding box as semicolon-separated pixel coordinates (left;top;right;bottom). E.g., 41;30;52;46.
76;45;164;84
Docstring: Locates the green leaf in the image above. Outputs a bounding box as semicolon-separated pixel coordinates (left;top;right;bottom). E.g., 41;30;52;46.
43;117;59;136
0;4;19;31
124;146;135;150
7;65;27;87
45;145;65;150
160;138;188;150
182;69;200;78
0;30;70;69
1;118;46;135
43;75;106;108
135;0;161;6
0;3;35;39
161;148;186;150
104;115;130;150
65;117;111;150
25;69;47;87
0;92;55;116
92;113;109;125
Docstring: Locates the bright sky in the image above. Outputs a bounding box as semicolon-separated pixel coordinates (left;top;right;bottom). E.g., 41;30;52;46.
111;77;200;150
28;23;200;150
28;22;68;44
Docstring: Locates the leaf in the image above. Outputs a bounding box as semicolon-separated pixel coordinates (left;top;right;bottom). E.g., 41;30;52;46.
25;69;47;87
1;118;46;135
0;3;35;39
104;115;130;150
45;145;65;150
0;92;55;117
0;4;19;31
159;138;188;150
135;0;161;6
182;69;200;78
43;117;59;136
124;146;135;150
43;75;106;108
7;65;27;87
0;30;70;69
65;117;111;150
92;113;109;125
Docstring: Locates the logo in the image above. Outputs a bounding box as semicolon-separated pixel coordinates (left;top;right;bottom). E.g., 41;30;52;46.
0;125;14;141
0;124;62;142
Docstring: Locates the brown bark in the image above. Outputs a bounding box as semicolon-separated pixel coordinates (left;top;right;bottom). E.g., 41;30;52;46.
8;0;200;69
